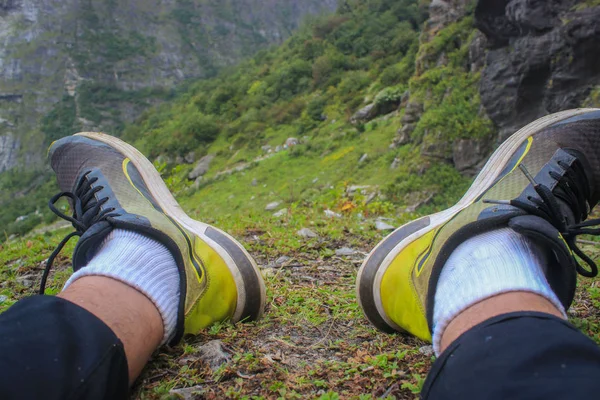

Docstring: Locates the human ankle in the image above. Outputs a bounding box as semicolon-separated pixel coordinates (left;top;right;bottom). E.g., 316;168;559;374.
63;229;180;344
432;228;566;355
439;292;564;353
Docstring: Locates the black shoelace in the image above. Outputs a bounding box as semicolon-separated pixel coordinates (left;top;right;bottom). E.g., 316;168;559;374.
40;172;121;294
485;163;600;278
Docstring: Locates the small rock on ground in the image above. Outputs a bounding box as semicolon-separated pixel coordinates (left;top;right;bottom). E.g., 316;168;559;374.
169;385;205;400
198;340;230;371
265;201;281;211
419;345;434;357
0;295;7;304
275;256;291;265
273;208;288;217
335;247;356;256
346;185;371;195
16;275;35;288
297;228;318;238
375;220;395;231
286;137;299;146
324;209;341;218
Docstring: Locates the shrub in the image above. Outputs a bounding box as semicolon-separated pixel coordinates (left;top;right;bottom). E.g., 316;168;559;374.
40;95;78;143
374;86;405;107
312;49;349;88
306;97;327;121
338;71;371;97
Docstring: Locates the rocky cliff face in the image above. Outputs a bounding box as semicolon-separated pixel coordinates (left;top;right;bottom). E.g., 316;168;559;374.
392;0;600;177
476;0;600;140
0;0;337;170
0;134;18;172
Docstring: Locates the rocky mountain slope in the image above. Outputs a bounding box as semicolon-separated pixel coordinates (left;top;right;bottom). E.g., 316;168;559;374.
123;0;599;219
2;0;600;240
0;0;337;172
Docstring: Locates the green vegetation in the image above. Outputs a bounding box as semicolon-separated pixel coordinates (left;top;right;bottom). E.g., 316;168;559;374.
0;169;58;239
572;0;600;11
77;83;176;134
5;0;486;240
123;0;427;157
410;17;494;146
115;0;487;219
69;0;158;77
40;95;78;143
584;86;600;108
2;1;600;398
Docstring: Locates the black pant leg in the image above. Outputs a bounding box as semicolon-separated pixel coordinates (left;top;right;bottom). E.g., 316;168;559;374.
0;295;129;400
422;312;600;400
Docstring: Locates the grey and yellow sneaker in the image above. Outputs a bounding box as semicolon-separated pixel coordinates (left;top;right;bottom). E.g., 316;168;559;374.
44;132;266;344
357;109;600;342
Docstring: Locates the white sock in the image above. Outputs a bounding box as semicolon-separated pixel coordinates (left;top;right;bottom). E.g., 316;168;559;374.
64;229;180;344
432;228;566;355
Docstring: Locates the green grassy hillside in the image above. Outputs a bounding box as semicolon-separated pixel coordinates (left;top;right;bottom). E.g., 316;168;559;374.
118;0;486;229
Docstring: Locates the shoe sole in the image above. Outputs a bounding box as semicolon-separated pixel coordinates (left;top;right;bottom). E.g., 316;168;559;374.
356;108;600;333
76;132;266;324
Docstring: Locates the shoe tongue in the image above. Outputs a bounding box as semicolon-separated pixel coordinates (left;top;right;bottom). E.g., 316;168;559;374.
72;221;113;271
508;215;577;310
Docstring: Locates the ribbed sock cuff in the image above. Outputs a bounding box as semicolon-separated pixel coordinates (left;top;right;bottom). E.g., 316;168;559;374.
432;228;566;356
64;229;180;344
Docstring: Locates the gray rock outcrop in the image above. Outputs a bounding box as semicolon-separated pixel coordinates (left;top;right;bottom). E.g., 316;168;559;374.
335;247;356;256
375;219;395;231
452;137;492;175
351;103;376;123
188;154;215;180
198;340;230;371
0;134;19;172
272;208;288;217
396;101;423;143
285;137;299;147
428;0;474;31
476;0;600;141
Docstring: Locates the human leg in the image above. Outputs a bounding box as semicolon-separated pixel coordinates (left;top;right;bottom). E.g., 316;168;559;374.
422;229;600;399
0;274;165;399
437;292;563;352
0;294;129;400
423;308;600;399
59;276;163;383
